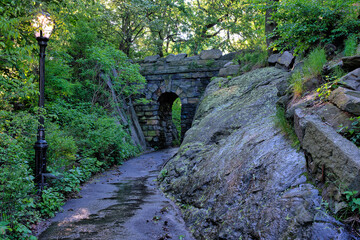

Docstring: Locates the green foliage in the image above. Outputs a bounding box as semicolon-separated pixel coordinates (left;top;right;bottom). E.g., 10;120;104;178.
270;0;360;54
290;71;304;97
316;77;341;101
205;59;216;68
233;48;268;73
344;191;360;213
338;116;360;146
303;48;327;78
274;107;300;147
0;1;144;239
37;188;64;218
290;48;327;97
46;125;78;172
188;61;202;69
344;35;359;57
172;98;182;143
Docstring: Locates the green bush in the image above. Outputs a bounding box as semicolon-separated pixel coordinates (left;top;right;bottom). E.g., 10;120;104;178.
36;188;64;218
271;0;360;54
344;35;358;57
0;134;39;239
46;125;78;172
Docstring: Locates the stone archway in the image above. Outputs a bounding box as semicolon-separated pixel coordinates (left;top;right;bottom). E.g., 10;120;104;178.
158;92;180;148
135;50;238;148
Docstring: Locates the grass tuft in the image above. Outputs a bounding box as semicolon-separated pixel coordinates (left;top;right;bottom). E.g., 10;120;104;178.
344;35;358;57
290;71;304;97
303;47;327;78
274;107;300;148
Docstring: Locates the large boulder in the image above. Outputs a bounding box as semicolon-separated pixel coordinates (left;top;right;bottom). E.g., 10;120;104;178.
340;68;360;91
160;67;354;239
268;51;295;69
200;49;223;60
329;87;360;115
278;51;295;68
342;55;360;71
300;114;360;200
268;53;281;65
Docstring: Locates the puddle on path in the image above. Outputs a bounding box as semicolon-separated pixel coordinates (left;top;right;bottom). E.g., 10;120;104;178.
39;177;152;239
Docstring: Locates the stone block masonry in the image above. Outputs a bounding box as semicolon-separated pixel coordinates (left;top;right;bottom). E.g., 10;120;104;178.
134;50;240;148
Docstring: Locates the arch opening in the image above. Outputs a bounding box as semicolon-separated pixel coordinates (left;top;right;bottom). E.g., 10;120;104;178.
158;92;181;148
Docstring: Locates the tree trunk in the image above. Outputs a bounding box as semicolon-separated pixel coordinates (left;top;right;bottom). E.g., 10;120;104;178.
265;0;279;54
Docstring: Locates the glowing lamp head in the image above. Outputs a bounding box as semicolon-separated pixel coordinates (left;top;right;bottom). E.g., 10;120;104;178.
33;12;54;39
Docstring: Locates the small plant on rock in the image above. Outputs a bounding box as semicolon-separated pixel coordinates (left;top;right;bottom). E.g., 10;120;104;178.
316;77;341;101
274;107;299;147
338;116;360;147
303;47;327;79
290;71;304;97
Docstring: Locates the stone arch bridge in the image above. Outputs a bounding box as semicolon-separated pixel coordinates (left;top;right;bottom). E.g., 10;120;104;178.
134;50;240;148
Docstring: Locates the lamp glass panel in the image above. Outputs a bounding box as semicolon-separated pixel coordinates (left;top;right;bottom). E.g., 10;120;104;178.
32;13;54;38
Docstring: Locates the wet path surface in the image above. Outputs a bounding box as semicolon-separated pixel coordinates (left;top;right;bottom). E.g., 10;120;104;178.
38;148;194;240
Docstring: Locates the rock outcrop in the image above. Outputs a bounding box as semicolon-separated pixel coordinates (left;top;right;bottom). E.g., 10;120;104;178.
160;68;354;239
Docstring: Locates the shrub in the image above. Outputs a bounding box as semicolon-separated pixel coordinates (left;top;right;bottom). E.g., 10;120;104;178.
46;125;78;172
344;35;358;57
303;47;327;78
271;0;360;54
36;188;64;218
0;134;39;239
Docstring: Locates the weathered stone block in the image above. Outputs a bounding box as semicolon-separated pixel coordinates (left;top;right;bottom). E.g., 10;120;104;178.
200;49;222;60
192;72;207;78
166;53;187;62
302;116;360;193
176;87;183;96
342;55;360;71
218;65;240;77
219;51;242;60
268;53;281;65
147;120;159;125
188;98;199;104
223;61;234;68
146;75;164;81
278;51;295;68
184;56;200;61
329;87;360;115
145;137;153;142
136;111;145;117
144;55;160;63
339;68;360;91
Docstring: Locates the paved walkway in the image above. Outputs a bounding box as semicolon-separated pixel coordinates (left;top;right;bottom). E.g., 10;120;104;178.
37;148;194;240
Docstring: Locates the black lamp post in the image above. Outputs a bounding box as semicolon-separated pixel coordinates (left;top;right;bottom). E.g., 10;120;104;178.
32;12;54;190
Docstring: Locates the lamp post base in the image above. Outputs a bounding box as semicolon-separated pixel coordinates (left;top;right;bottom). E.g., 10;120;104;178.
34;133;48;190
